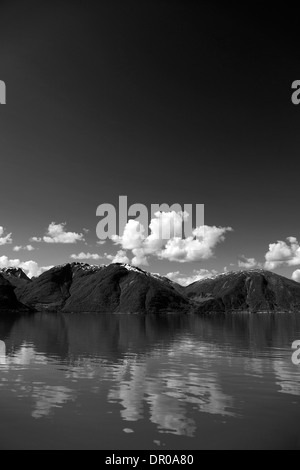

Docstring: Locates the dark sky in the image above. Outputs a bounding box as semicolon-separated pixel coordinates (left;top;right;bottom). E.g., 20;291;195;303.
0;1;299;280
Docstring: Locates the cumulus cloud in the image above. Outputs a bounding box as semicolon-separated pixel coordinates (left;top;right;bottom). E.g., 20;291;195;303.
111;212;233;266
106;250;130;264
292;270;300;283
13;245;35;252
111;219;146;251
166;269;218;286
0;256;52;278
0;227;12;246
70;252;102;261
238;256;261;269
131;248;149;266
265;237;300;270
31;222;84;244
159;225;232;263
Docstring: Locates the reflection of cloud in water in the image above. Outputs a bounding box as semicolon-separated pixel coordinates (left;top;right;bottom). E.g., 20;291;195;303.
31;385;75;419
109;362;146;422
147;392;195;437
0;344;74;419
244;358;265;377
163;371;235;417
107;340;235;437
0;344;47;369
1;333;236;433
1;312;300;444
273;360;300;396
145;379;196;437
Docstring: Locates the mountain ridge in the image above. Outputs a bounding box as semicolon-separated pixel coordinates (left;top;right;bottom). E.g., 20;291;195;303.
1;264;300;314
13;263;190;314
186;269;300;313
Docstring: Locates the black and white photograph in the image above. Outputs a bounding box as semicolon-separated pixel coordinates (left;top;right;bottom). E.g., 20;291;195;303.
1;1;300;453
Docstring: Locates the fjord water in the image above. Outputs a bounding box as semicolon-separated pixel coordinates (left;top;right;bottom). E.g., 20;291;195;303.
0;313;300;450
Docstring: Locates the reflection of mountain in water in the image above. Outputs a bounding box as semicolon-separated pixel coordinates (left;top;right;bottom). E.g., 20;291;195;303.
3;313;300;359
0;313;300;436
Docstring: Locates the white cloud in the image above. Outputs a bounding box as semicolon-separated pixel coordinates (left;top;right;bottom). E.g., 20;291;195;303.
0;256;52;278
112;219;146;250
19;261;43;278
159;225;232;263
166;269;218;286
13;245;35;252
238;256;261;269
0;227;12;246
265;237;300;270
131;248;149;266
111;212;233;266
106;250;130;264
70;252;102;260
292;270;300;283
31;222;84;244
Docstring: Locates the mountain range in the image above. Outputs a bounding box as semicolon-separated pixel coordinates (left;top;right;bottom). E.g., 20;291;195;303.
1;263;300;314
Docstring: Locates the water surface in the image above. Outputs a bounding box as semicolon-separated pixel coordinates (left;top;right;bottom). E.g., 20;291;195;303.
0;312;300;450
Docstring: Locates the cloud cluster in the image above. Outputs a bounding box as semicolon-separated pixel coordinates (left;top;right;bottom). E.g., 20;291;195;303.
0;227;12;246
71;252;102;261
13;245;35;252
265;237;300;270
166;269;218;286
106;250;130;264
238;256;261;269
111;212;233;266
31;222;84;244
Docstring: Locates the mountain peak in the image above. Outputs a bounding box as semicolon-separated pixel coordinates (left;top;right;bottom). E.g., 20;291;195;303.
0;268;31;289
0;267;30;280
69;262;106;272
186;269;300;313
